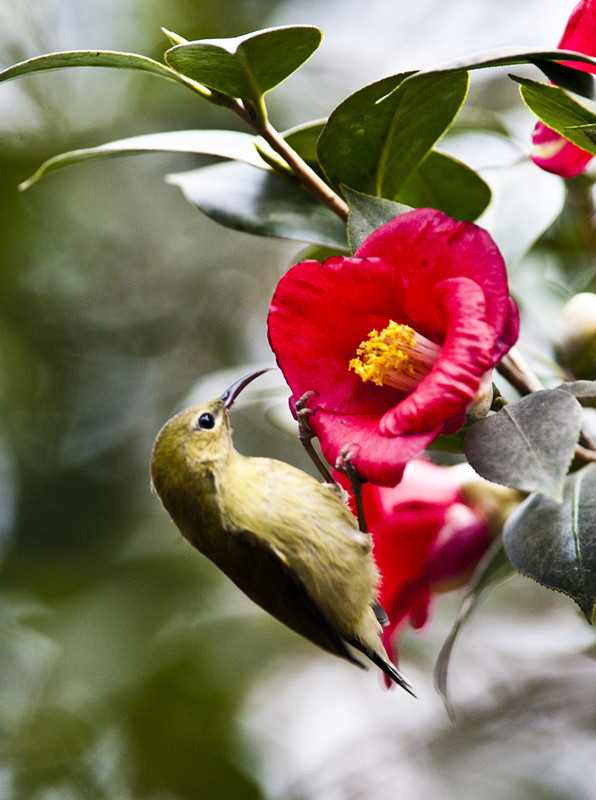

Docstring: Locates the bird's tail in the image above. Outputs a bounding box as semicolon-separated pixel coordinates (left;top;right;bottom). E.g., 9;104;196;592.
368;649;416;697
346;635;416;696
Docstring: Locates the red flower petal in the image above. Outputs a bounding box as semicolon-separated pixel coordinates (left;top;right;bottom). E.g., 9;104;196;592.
380;277;496;435
560;0;596;64
363;460;490;651
313;412;442;486
355;210;511;336
268;255;407;416
268;209;518;485
531;122;594;178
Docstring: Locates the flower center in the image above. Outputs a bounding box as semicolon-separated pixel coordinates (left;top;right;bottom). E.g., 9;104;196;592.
349;320;441;392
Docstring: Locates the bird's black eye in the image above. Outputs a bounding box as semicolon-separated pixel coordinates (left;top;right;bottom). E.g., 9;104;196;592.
196;412;215;430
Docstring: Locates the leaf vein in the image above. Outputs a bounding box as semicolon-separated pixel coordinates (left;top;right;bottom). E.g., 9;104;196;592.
571;468;587;599
503;405;549;479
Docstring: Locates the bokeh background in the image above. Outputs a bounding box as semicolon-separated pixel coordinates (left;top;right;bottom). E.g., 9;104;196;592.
2;1;596;798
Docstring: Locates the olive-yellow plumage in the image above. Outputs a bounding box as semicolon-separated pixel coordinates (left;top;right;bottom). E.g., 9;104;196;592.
150;370;414;694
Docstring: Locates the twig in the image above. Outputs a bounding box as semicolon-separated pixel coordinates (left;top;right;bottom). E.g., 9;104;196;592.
497;348;543;395
229;99;349;221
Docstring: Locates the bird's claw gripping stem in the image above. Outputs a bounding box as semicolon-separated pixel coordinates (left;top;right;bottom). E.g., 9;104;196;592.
295;391;335;484
335;445;368;535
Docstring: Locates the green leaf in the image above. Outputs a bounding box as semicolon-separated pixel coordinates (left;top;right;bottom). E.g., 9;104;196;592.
426;427;468;454
530;58;594;99
556;380;596;407
343;187;411;251
290;244;350;264
0;49;201;93
161;27;188;47
503;463;596;621
573;124;596;148
18;130;267;190
514;75;596;155
167;161;347;248
317;70;469;199
435;538;513;718
342;152;490;251
316;48;596;203
464;389;583;501
419;46;596;76
396;150;491;221
283;120;327;167
164;26;322;124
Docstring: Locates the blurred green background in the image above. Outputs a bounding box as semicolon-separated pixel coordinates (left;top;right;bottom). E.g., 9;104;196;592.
2;1;596;799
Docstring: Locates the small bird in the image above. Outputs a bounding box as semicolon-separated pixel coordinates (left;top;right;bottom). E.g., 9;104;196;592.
150;369;414;695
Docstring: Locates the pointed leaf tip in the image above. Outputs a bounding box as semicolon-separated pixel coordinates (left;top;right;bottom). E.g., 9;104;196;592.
503;463;596;621
435;538;513;717
164;26;322;116
162;28;188;46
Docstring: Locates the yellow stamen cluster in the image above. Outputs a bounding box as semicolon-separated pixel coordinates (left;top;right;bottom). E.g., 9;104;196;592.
349;320;441;393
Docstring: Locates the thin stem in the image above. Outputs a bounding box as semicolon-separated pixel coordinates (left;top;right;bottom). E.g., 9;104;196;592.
498;348;544;394
576;443;596;463
229;99;349;221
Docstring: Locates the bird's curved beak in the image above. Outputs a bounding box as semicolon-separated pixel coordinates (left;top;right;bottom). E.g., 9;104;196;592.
220;368;273;409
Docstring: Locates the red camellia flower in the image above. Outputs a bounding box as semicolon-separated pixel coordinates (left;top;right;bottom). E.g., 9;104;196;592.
337;459;493;658
531;0;596;177
267;209;519;485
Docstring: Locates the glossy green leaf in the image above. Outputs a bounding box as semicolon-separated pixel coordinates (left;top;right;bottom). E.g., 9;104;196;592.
290;244;350;265
161;27;188;47
435;538;513;718
575;124;596;147
164;26;322;123
283;120;326;167
167;161;347;248
503;463;596;621
343;187;411;251
464;389;583;501
426;427;468;454
396;150;491;221
419;46;596;77
19;130;267;190
0;49;200;93
530;58;594;99
514;76;596;155
316;47;596;203
317;70;469;199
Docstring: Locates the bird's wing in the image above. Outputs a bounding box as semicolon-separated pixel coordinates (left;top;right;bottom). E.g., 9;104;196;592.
212;526;366;669
373;598;390;627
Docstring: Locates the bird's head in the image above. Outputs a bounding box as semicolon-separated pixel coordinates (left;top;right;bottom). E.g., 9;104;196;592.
150;369;271;494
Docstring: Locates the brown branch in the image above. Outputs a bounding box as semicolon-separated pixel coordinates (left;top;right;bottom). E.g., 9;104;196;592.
230;99;349;222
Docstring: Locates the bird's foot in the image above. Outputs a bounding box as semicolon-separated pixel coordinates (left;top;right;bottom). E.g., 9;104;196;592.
295;391;335;484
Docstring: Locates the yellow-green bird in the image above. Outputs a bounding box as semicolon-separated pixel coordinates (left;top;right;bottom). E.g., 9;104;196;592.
150;369;414;695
